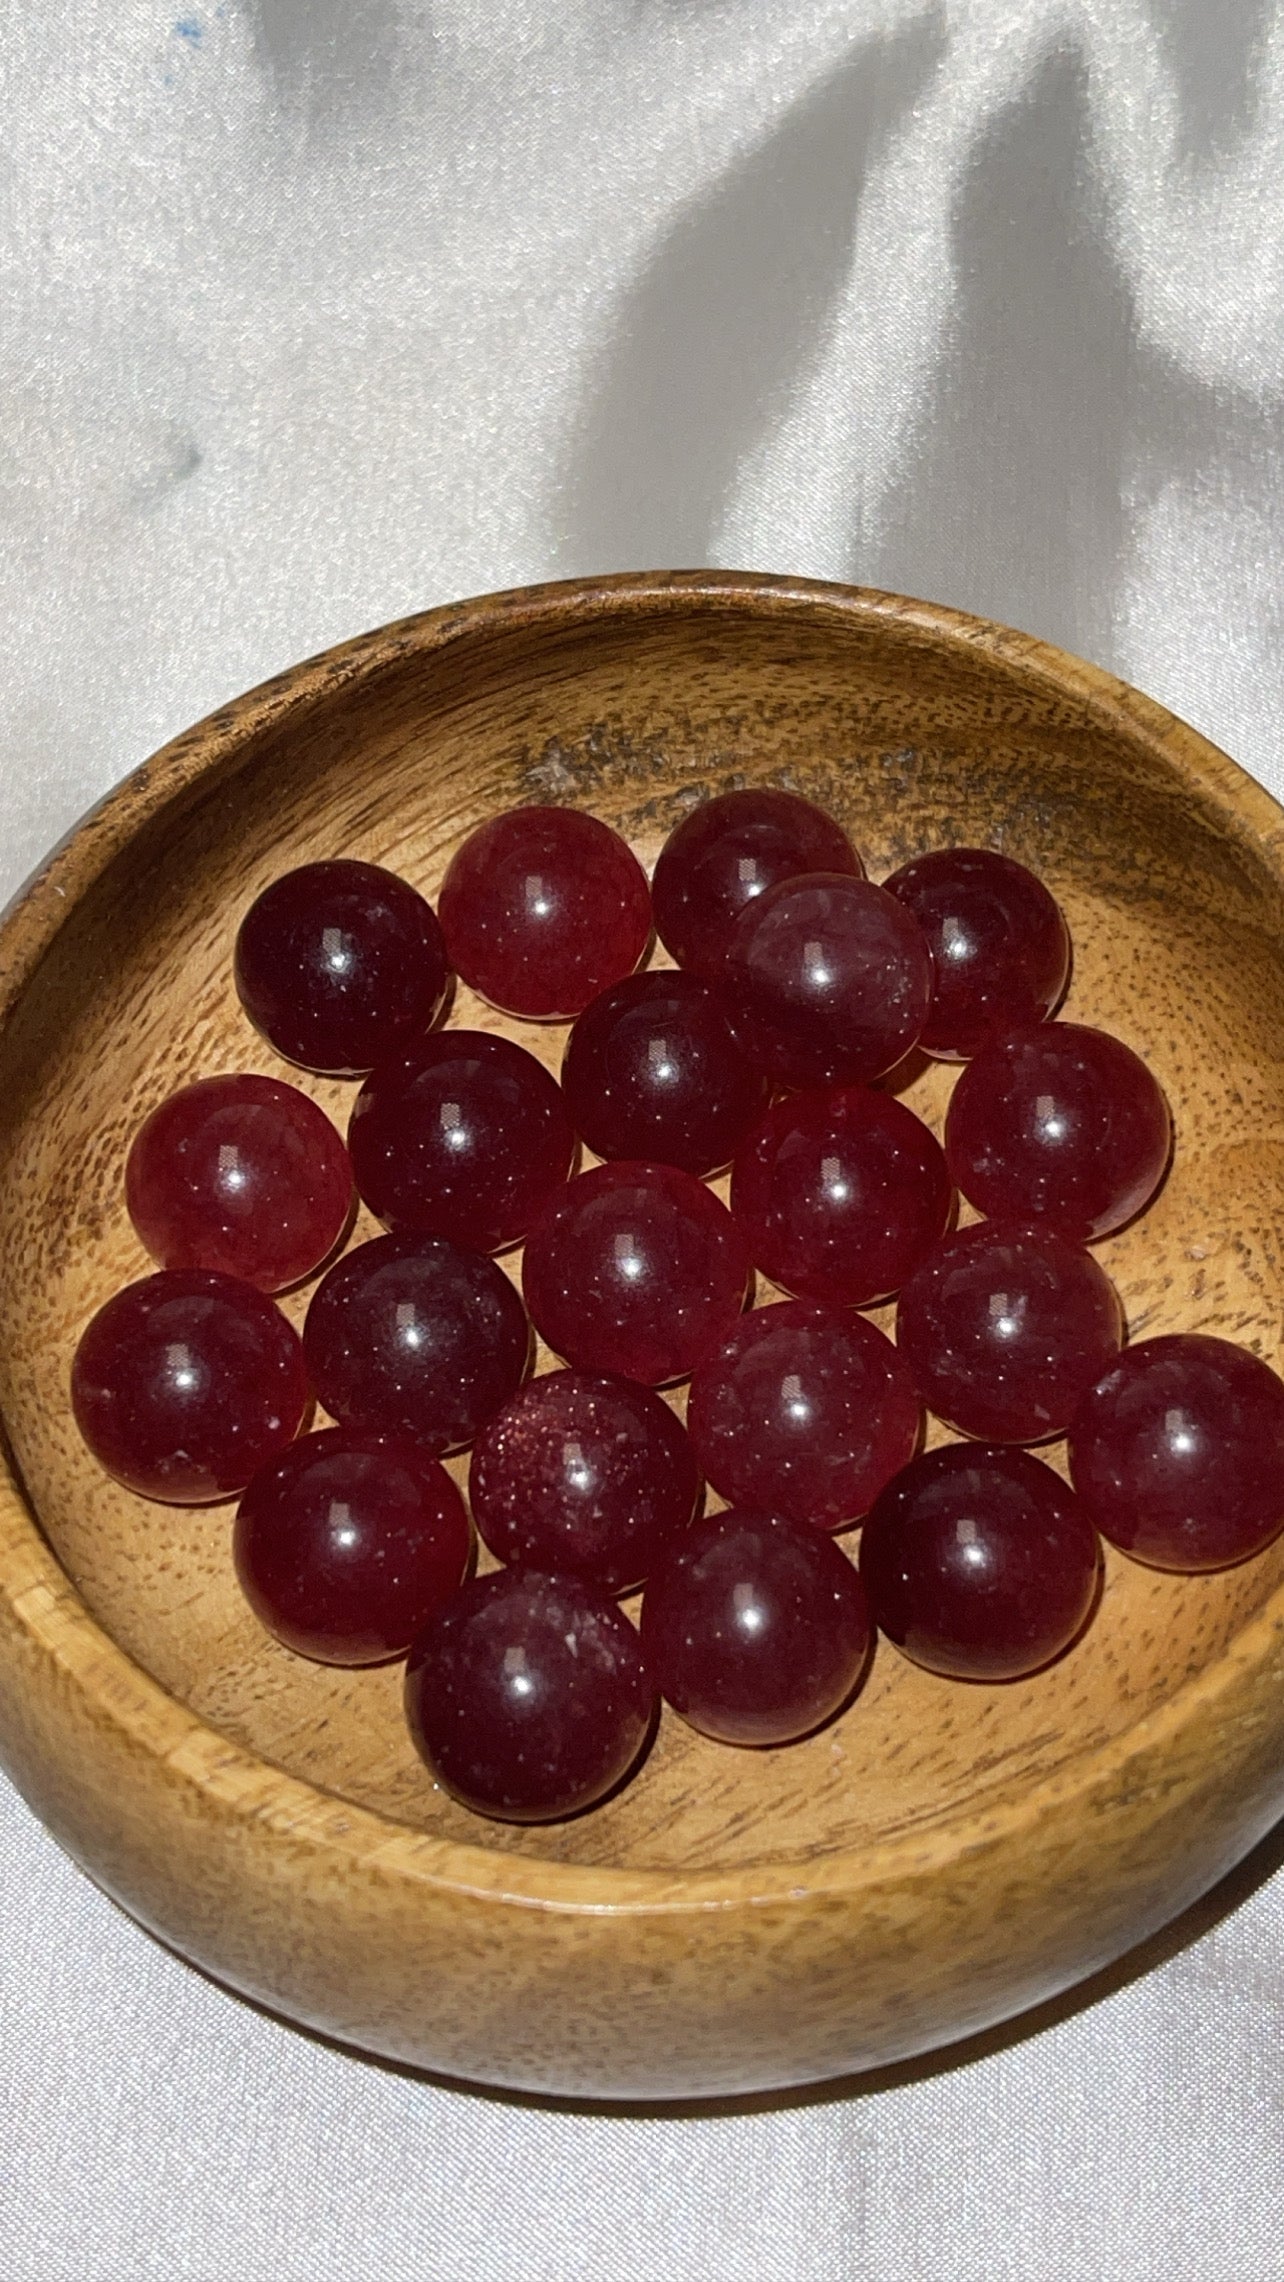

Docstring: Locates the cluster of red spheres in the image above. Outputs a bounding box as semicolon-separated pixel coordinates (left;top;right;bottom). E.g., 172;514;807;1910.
70;786;1284;1825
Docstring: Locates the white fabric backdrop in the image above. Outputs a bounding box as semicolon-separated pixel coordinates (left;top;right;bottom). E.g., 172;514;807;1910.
4;1;1284;2272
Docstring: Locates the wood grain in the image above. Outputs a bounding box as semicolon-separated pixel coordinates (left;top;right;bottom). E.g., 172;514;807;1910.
2;571;1284;2096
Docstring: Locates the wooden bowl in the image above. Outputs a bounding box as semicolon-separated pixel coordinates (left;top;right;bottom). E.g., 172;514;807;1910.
3;570;1284;2103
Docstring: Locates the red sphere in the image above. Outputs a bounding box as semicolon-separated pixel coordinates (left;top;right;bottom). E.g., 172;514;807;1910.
640;1508;871;1746
1069;1333;1284;1571
885;847;1070;1059
522;1160;750;1386
348;1031;575;1253
234;1428;471;1664
896;1222;1124;1443
651;787;862;979
303;1233;530;1453
730;1085;952;1306
234;860;450;1076
438;806;651;1020
561;971;768;1176
860;1444;1101;1681
71;1270;309;1504
405;1569;655;1822
126;1073;352;1292
687;1300;921;1532
469;1370;700;1595
718;873;932;1089
945;1022;1171;1240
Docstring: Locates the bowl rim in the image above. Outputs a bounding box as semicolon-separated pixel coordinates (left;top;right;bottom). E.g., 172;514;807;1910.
5;564;1284;1916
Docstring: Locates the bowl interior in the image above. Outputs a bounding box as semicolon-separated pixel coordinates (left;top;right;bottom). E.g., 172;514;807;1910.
4;580;1284;1878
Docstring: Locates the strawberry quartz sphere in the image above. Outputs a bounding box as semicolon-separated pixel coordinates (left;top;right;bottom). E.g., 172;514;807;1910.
71;1270;309;1504
731;1085;952;1307
521;1161;750;1385
896;1222;1124;1443
348;1030;575;1254
640;1508;871;1746
860;1444;1101;1681
234;1428;471;1665
405;1569;655;1822
234;860;450;1076
1068;1333;1284;1571
438;806;651;1020
561;971;768;1176
884;847;1070;1059
303;1232;530;1453
945;1022;1171;1241
651;787;862;979
719;873;932;1089
126;1073;352;1292
469;1370;700;1595
687;1300;921;1532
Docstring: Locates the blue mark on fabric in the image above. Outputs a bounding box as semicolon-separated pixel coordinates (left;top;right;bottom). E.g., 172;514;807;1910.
175;17;203;40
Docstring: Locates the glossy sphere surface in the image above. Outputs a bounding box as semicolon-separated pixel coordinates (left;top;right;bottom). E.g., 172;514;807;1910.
651;788;862;979
640;1508;870;1746
687;1301;921;1532
885;847;1070;1059
348;1031;575;1253
234;860;450;1077
470;1370;700;1594
562;972;768;1175
405;1569;655;1822
731;1085;952;1307
71;1270;309;1504
897;1222;1124;1443
438;806;651;1020
860;1444;1101;1681
1069;1333;1284;1570
522;1161;750;1386
945;1022;1172;1241
126;1073;352;1293
719;874;932;1089
234;1428;471;1665
303;1233;530;1454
